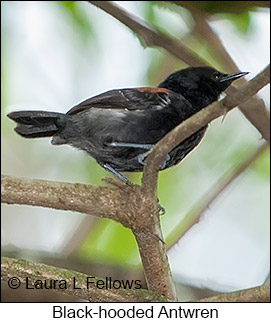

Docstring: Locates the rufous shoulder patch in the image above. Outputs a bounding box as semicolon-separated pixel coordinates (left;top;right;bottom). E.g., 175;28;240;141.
137;87;170;94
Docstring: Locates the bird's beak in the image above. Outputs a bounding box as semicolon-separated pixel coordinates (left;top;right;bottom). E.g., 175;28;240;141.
220;71;249;82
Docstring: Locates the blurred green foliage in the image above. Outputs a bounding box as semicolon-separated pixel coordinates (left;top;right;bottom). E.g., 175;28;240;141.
1;19;7;128
221;11;251;34
172;1;269;14
77;218;140;266
251;149;270;179
152;1;266;34
56;1;95;43
2;1;269;270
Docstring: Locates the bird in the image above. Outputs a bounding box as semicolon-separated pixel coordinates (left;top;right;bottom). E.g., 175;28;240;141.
7;66;248;183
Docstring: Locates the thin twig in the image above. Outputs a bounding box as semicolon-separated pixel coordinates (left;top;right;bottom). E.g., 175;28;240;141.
223;65;270;107
88;1;270;143
1;257;167;302
141;64;270;196
167;142;269;250
191;11;270;143
191;11;239;71
88;1;203;66
3;3;270;301
2;65;269;299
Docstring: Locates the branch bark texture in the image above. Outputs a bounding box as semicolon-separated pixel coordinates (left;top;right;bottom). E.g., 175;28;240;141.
198;284;270;303
89;1;270;143
2;256;269;302
1;175;177;300
141;64;270;196
1;175;136;227
167;142;269;249
2;64;269;301
88;1;203;66
1;257;167;302
2;2;270;302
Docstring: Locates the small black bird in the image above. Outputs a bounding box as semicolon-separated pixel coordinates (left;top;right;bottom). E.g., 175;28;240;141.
8;67;247;182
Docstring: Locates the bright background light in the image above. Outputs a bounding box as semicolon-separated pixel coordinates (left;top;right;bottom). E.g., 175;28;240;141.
1;1;270;297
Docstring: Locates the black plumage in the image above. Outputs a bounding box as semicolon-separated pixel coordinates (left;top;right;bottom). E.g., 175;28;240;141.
8;66;247;178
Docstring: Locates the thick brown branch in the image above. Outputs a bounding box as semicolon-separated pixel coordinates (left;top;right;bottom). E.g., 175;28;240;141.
1;175;177;299
88;1;270;144
141;64;270;196
1;175;139;229
2;66;268;302
134;225;177;301
3;255;269;302
3;4;270;301
197;283;270;302
1;257;167;302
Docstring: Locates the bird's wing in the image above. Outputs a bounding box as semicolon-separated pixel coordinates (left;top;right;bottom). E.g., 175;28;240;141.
67;87;176;115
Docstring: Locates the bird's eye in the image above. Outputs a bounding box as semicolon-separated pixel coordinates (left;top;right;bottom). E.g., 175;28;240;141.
212;72;221;80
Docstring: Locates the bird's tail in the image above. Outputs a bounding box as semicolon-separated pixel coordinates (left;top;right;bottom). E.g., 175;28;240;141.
7;111;65;138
